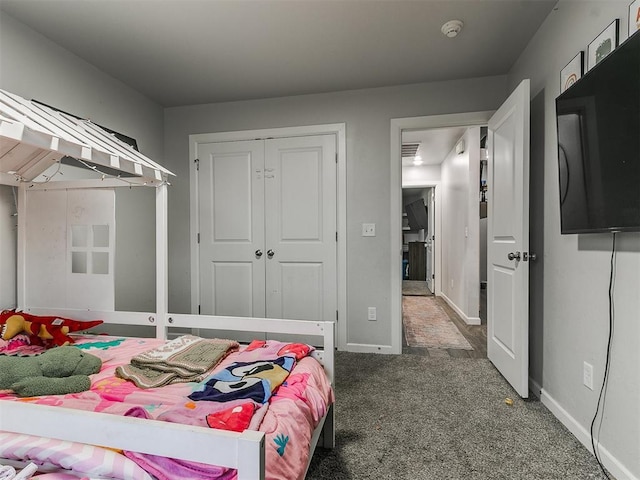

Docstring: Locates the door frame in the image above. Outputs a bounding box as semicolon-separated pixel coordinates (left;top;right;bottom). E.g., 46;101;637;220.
189;123;347;348
401;183;440;291
390;112;493;355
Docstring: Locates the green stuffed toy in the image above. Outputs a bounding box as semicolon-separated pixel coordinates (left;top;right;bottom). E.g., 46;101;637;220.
0;346;102;397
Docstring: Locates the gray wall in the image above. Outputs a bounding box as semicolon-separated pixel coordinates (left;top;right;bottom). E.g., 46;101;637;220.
0;13;163;312
163;76;509;347
509;2;639;477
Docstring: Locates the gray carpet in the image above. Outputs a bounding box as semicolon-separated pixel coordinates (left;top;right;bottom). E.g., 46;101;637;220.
306;351;607;480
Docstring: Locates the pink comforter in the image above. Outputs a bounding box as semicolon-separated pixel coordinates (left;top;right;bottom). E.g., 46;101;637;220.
0;334;334;480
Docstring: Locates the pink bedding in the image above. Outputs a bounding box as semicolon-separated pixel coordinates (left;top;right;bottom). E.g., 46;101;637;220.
0;334;334;480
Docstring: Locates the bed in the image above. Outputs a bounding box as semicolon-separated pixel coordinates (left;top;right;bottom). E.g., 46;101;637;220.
0;88;335;480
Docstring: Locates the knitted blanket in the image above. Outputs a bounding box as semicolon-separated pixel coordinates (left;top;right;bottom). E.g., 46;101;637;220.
116;335;238;388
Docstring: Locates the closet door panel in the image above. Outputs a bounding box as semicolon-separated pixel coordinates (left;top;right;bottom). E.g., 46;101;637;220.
264;135;337;322
197;140;265;317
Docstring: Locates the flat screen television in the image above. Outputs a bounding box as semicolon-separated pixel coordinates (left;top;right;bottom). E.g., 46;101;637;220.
405;198;428;231
555;29;640;234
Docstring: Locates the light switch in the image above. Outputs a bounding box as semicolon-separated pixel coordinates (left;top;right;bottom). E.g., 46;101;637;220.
362;223;376;237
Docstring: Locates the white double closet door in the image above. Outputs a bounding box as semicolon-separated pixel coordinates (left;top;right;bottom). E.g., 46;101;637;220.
197;134;337;324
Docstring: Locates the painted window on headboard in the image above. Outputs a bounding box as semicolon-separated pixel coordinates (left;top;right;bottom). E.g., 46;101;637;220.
25;189;115;310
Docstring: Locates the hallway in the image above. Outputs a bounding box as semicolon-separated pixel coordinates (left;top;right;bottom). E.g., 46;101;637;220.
402;283;487;359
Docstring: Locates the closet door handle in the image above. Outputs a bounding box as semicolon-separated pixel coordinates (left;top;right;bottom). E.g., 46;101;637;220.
267;249;275;259
255;249;263;258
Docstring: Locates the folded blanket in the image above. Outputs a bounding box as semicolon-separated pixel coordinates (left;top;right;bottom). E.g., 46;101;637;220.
116;335;238;388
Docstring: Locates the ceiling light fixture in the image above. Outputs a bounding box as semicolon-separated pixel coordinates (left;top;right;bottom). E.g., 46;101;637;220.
441;20;464;38
413;156;423;166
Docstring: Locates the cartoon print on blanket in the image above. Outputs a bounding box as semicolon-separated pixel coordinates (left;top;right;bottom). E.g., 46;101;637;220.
188;340;312;404
188;356;295;404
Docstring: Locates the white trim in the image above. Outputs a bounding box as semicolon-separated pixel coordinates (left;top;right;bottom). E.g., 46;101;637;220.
528;377;542;398
189;124;347;351
390;112;493;355
541;389;639;480
345;342;395;354
440;292;481;326
189;139;199;315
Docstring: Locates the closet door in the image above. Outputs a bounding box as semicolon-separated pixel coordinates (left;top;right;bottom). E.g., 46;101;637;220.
264;135;337;322
196;135;337;324
197;140;266;317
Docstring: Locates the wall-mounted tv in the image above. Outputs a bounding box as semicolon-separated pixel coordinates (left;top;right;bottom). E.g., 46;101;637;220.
405;198;428;231
555;30;639;234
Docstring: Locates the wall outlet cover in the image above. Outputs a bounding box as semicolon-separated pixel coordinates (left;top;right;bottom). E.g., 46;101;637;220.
362;223;376;237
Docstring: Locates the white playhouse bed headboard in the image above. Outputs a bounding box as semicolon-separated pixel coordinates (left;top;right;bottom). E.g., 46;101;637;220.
0;88;335;479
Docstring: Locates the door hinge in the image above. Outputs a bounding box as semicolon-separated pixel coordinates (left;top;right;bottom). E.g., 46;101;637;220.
195;158;200;171
197;233;200;244
335;153;338;163
198;305;201;314
336;310;338;321
336;231;338;242
432;274;435;279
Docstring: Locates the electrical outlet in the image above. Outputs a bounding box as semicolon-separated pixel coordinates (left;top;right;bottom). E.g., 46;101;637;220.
368;307;377;321
362;223;376;237
583;362;593;390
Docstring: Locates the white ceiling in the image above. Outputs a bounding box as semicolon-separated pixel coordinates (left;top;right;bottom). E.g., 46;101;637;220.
402;127;468;166
0;0;557;107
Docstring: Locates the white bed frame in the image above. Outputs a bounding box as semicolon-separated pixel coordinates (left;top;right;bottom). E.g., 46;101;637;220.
0;312;335;480
0;90;335;480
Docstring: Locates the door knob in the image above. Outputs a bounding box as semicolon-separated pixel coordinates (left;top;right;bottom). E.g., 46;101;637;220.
255;249;263;258
507;251;521;261
267;249;275;259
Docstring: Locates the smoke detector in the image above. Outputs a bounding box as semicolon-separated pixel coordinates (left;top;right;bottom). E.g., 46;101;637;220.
441;20;464;38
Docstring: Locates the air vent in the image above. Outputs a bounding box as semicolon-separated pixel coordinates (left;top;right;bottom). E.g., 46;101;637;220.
402;143;420;158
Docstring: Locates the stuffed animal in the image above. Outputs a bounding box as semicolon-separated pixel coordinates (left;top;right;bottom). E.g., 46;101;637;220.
0;346;102;397
0;310;103;347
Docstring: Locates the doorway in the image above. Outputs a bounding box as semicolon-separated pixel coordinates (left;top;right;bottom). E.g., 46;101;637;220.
391;111;494;355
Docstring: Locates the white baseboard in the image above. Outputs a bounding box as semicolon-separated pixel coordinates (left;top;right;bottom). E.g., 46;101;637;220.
541;389;638;480
440;293;481;325
345;342;395;354
528;377;542;398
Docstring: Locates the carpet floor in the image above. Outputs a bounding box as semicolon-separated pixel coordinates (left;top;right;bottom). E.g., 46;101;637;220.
403;296;473;350
306;352;606;480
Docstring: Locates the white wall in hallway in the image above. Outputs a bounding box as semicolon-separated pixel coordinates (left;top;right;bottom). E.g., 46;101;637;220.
440;127;480;324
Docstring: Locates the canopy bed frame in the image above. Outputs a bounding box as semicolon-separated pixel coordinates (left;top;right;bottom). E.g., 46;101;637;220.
0;88;335;480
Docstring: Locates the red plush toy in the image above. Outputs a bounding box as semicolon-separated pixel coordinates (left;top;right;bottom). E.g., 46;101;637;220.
0;309;103;346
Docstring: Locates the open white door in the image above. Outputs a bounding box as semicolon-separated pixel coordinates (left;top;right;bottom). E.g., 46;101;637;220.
487;79;530;398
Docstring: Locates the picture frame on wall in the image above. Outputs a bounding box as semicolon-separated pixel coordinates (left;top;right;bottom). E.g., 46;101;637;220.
630;0;640;35
560;52;583;93
587;19;619;70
